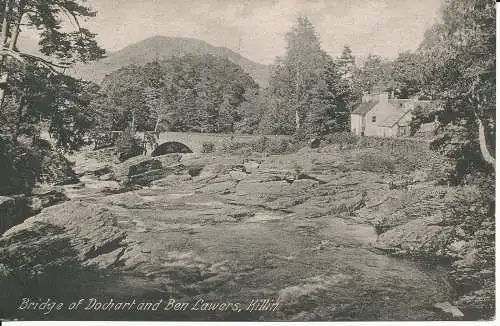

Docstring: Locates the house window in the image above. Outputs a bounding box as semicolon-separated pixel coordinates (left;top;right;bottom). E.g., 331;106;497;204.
371;116;376;123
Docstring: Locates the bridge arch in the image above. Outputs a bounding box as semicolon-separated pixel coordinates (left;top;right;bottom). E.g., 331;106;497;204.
151;141;193;156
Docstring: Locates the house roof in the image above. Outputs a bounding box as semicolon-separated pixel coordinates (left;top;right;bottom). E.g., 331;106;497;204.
351;100;377;115
353;97;442;128
378;107;412;127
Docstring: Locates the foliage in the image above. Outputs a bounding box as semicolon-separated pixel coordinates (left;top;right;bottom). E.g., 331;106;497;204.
323;132;359;147
357;151;396;174
0;135;39;195
0;0;105;106
0;0;104;195
201;142;215;153
99;55;259;133
258;17;354;138
353;54;393;94
391;51;426;99
220;136;297;155
0;136;77;195
417;0;495;183
0;61;101;151
114;128;143;162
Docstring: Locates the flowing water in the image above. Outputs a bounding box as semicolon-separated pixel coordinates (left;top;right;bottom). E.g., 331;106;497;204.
38;183;453;321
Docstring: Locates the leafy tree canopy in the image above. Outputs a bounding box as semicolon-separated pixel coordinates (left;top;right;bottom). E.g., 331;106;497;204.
98;54;259;133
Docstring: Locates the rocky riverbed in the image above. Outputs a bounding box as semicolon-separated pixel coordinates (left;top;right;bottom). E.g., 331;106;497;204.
0;144;476;321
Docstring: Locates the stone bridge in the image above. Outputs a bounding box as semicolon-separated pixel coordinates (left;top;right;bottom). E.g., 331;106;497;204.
146;131;292;154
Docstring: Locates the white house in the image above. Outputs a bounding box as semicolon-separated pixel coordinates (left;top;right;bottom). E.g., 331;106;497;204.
350;92;434;138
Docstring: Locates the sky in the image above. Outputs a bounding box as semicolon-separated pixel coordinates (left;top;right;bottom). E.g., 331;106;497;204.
18;0;444;65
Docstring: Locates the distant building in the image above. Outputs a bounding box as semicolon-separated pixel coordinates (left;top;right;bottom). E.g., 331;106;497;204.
350;92;438;138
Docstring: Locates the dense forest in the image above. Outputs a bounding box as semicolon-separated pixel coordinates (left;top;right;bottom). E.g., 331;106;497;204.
93;55;259;133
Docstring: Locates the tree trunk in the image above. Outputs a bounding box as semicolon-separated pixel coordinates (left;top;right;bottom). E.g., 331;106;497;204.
477;116;495;168
0;1;11;46
131;110;136;133
154;96;163;133
0;0;12;110
0;0;24;109
13;90;26;144
154;115;160;133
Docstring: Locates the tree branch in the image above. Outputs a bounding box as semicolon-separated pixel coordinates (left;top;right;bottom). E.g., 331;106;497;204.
0;48;25;63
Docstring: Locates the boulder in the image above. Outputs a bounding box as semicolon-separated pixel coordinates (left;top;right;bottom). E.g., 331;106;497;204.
113;154;185;186
229;170;248;181
0;201;130;288
150;174;192;188
243;160;260;172
374;214;454;258
99;173;114;181
31;189;69;209
433;302;464;319
309;138;321;149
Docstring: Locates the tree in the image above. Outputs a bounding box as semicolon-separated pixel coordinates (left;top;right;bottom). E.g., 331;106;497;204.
418;0;495;180
0;0;105;108
336;45;360;115
354;54;393;94
337;45;355;80
391;51;425;98
1;60;99;150
263;16;352;137
99;54;259;133
283;16;327;131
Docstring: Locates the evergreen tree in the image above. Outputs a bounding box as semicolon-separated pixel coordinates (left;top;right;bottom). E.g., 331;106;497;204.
337;45;355;80
0;0;105;107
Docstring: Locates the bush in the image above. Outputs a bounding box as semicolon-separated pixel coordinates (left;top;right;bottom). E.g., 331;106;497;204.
221;140;251;154
323;132;359;148
0;136;39;195
293;128;307;142
201;142;215;153
115;130;143;162
220;136;298;155
0;137;78;195
267;138;291;154
253;136;270;152
357;151;396;174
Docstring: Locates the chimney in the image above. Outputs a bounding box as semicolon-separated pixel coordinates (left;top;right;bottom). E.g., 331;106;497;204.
362;92;369;103
378;92;389;103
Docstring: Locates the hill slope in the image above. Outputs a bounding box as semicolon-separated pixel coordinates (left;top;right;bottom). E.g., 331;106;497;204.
70;36;270;87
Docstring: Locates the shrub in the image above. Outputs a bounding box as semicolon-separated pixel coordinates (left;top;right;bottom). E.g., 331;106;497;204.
357;151;396;174
293;128;307;142
0;137;39;195
253;136;270;152
201;142;215;153
323;132;359;149
115;129;143;162
35;139;78;186
267;137;291;154
0;137;78;195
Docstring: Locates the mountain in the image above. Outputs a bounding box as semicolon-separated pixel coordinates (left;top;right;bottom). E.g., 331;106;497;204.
70;36;271;87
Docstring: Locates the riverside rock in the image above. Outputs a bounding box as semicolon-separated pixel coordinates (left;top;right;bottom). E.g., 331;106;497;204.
0;143;470;321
